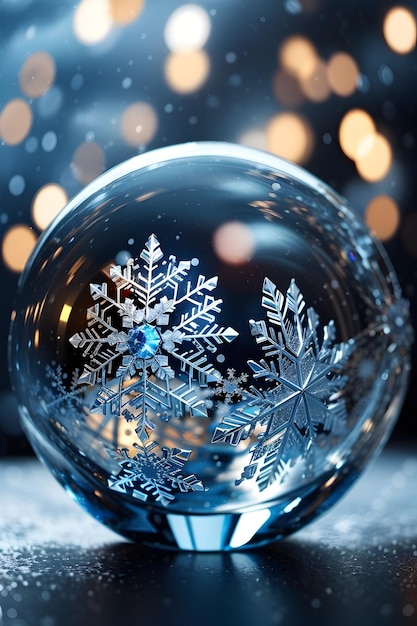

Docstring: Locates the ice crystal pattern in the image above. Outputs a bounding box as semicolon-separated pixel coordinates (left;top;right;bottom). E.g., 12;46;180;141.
214;368;249;403
212;278;352;491
36;364;84;416
108;442;204;507
69;234;238;505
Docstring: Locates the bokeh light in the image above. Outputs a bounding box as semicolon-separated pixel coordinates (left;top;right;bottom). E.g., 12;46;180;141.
238;128;267;151
19;51;56;99
32;184;68;231
339;109;375;160
272;70;304;107
266;112;314;164
164;4;211;52
73;0;113;45
365;195;400;241
383;7;416;54
300;58;330;102
355;133;392;182
109;0;145;25
213;221;255;265
0;99;32;146
2;225;37;273
164;50;210;94
71;142;106;184
279;36;318;80
120;102;158;147
327;52;359;96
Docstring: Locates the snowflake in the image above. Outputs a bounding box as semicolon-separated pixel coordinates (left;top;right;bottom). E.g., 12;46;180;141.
212;278;352;491
69;234;238;505
108;442;204;507
214;368;249;403
70;234;238;422
36;364;84;414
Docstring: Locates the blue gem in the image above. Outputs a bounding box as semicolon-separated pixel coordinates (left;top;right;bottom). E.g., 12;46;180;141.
127;324;161;359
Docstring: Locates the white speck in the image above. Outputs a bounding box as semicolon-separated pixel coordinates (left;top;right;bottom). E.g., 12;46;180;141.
272;182;281;191
191;258;199;266
225;52;237;63
216;354;225;363
122;77;132;89
165;103;174;113
128;238;135;246
189;115;198;125
311;598;321;609
86;131;95;142
322;132;332;145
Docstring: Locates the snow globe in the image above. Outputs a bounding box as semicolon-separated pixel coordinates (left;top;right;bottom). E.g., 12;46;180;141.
9;142;412;551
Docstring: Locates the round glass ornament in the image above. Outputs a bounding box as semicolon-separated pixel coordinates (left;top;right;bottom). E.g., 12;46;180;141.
9;142;412;551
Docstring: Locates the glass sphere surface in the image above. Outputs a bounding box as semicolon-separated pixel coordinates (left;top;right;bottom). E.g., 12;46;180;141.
9;142;412;551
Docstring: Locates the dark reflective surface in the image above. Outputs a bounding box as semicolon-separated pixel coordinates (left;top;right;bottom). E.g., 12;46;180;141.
1;443;417;626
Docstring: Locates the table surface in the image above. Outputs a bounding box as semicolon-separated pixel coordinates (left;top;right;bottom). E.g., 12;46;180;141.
1;444;417;626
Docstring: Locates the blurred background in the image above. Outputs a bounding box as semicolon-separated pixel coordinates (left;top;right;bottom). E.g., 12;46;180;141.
0;0;416;456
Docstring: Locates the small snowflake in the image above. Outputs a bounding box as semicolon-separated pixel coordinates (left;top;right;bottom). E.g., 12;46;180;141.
215;368;249;403
38;364;83;414
108;441;204;506
212;278;352;491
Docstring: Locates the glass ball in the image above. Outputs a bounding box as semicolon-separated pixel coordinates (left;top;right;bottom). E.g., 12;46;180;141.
9;142;412;551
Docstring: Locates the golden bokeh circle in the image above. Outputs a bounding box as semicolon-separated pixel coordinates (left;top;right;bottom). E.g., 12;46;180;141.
120;102;158;147
32;184;69;231
266;113;314;164
164;50;210;94
0;99;33;146
365;195;400;241
383;7;416;54
19;51;56;98
2;225;37;273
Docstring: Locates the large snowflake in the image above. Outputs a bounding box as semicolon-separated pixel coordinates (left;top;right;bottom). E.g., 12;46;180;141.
212;278;351;491
70;234;238;419
69;234;238;504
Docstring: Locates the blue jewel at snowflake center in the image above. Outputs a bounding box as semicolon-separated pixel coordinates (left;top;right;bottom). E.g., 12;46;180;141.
127;324;161;359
